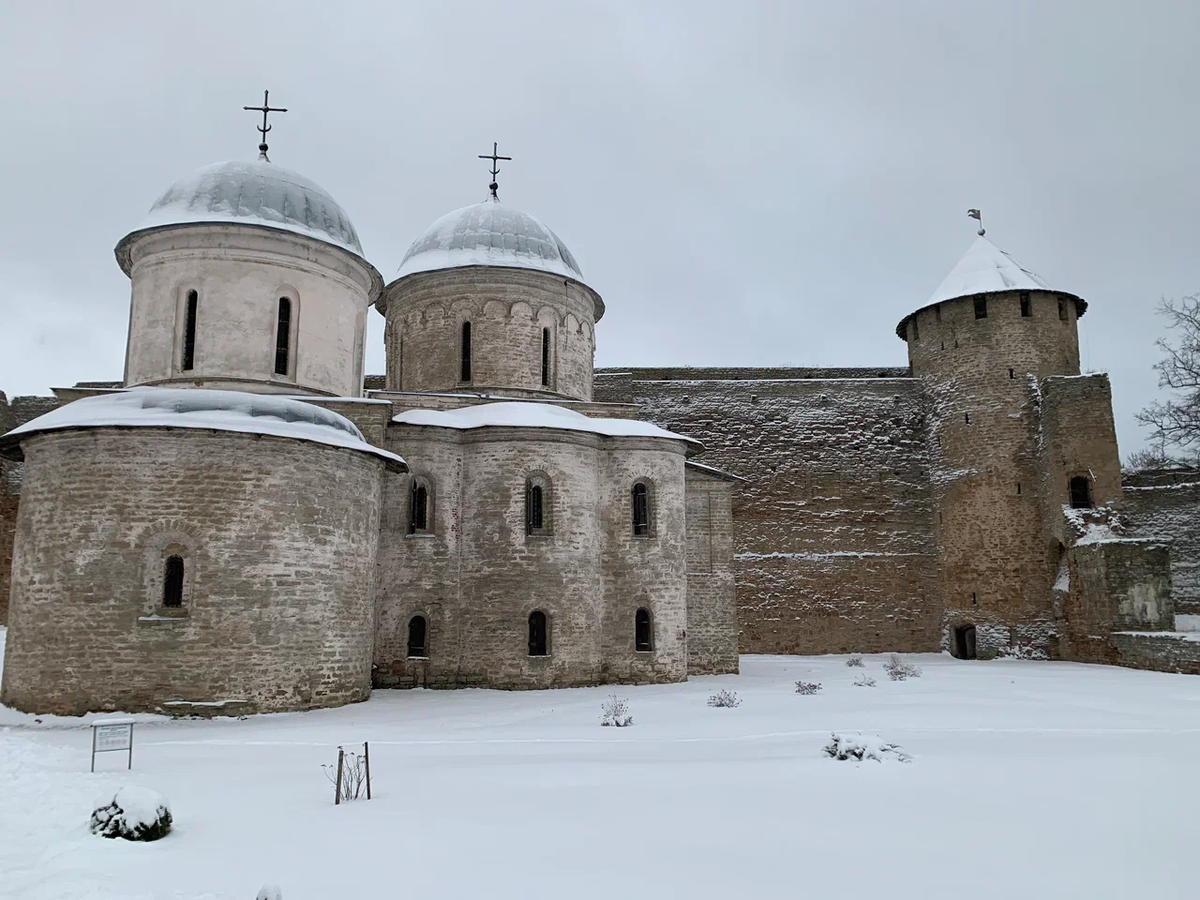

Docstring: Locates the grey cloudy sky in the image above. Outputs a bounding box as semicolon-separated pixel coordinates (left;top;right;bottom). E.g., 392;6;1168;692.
1;0;1196;455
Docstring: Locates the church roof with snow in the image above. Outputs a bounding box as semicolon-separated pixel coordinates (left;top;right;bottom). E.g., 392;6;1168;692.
896;235;1086;338
115;159;367;274
0;388;406;470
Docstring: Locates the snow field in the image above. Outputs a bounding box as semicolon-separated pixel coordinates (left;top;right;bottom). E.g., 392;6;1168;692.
2;645;1199;899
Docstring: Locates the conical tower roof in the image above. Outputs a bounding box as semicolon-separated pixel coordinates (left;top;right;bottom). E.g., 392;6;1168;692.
897;235;1085;338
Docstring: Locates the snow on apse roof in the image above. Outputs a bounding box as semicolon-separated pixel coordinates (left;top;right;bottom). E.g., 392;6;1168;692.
392;401;698;448
394;200;585;283
116;159;365;274
0;389;406;470
896;234;1085;337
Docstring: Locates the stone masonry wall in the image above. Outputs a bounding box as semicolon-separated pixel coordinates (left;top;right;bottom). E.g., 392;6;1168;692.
595;370;942;655
1;428;385;715
684;467;739;674
1122;469;1200;614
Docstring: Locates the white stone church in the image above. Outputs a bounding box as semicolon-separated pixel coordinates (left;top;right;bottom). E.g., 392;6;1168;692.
0;141;740;716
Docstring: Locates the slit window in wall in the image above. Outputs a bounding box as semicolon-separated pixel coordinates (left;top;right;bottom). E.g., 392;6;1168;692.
541;327;551;387
1017;482;1022;495
935;304;941;323
974;296;988;319
162;556;185;608
964;412;970;425
274;297;292;376
632;482;650;536
1020;292;1032;317
409;478;431;534
407;615;428;658
181;289;198;371
528;610;548;656
1058;298;1068;321
525;475;551;536
635;608;652;652
1009;368;1015;379
1069;475;1093;509
460;321;472;382
910;317;919;342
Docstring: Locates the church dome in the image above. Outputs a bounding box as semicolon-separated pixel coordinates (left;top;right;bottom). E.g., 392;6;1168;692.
116;159;365;274
394;199;585;283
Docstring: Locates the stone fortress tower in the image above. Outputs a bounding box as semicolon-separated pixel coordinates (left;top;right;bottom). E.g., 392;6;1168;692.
0;126;741;716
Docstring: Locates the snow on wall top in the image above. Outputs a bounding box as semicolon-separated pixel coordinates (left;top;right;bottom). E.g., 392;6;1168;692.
393;199;585;284
116;159;366;274
392;401;698;450
0;388;405;470
896;235;1085;338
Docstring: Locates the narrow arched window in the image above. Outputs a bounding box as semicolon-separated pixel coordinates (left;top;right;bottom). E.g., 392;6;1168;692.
407;615;428;658
528;610;548;656
635;608;652;652
274;297;291;375
461;321;472;382
541;327;551;387
181;290;198;371
162;555;185;608
632;482;650;536
1069;475;1093;509
526;483;544;533
409;479;430;534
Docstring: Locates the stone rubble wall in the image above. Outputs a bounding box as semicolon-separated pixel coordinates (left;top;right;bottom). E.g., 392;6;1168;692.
684;467;739;674
1122;469;1200;614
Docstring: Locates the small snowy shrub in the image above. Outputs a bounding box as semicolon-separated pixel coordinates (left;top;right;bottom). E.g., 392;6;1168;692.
794;680;823;695
257;887;284;900
882;653;922;681
824;732;910;763
707;689;742;708
853;673;876;688
322;747;369;802
601;694;633;727
89;786;172;841
997;644;1048;661
845;655;865;668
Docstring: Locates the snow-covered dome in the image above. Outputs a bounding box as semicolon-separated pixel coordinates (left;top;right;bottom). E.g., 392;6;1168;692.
897;235;1086;337
116;159;365;273
394;199;585;283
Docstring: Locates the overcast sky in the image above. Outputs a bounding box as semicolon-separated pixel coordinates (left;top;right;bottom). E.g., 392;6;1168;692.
1;1;1197;456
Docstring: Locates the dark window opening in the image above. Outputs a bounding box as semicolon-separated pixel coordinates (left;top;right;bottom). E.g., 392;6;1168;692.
954;624;977;660
911;318;919;342
1017;482;1022;495
974;296;988;319
1069;475;1093;509
632;482;650;536
410;480;429;533
964;412;970;425
1009;367;1015;379
940;340;945;351
1020;292;1031;317
460;321;472;382
1058;298;1068;321
635;608;652;652
162;555;185;608
407;615;427;658
528;610;548;656
526;482;544;533
541;327;551;387
971;591;978;606
274;297;291;376
935;304;941;322
182;290;198;371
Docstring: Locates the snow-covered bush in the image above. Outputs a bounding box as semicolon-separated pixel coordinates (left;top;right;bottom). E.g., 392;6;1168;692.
823;732;910;763
794;680;822;695
707;689;742;708
997;644;1048;661
882;653;922;681
322;746;369;802
89;786;172;841
853;673;876;688
601;694;633;727
257;887;283;900
845;655;865;668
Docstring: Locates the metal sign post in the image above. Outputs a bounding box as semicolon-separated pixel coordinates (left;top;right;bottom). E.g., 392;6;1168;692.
91;719;135;773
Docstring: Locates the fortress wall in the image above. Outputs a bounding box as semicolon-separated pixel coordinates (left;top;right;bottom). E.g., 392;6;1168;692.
684;466;739;674
1122;469;1200;613
596;373;942;654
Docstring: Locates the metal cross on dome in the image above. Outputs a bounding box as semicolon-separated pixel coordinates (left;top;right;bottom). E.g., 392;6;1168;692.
243;90;288;161
478;142;512;199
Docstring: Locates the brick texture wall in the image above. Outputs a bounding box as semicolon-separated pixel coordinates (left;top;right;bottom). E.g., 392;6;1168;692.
684;467;739;674
1122;469;1200;614
1;428;385;715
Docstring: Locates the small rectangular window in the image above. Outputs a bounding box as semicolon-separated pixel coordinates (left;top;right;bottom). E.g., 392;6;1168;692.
274;297;291;376
1009;368;1015;379
1017;483;1022;495
1069;475;1092;509
181;290;198;371
460;321;472;382
541;327;551;387
974;296;987;319
1020;292;1031;317
964;412;970;425
1058;298;1068;321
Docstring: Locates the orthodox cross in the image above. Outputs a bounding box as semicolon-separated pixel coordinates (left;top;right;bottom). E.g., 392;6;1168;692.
478;142;512;199
244;90;288;161
967;208;985;236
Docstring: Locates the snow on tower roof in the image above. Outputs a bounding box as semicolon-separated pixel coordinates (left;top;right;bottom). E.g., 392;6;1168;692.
392;401;698;452
896;234;1085;338
0;388;406;470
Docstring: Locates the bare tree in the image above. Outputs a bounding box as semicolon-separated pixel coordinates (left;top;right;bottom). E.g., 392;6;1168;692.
1137;296;1200;463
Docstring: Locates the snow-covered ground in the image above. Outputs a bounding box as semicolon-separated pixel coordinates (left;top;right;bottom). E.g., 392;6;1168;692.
2;640;1199;899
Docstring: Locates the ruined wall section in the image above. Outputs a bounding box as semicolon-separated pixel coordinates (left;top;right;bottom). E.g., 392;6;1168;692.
596;372;941;655
1122;469;1200;615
